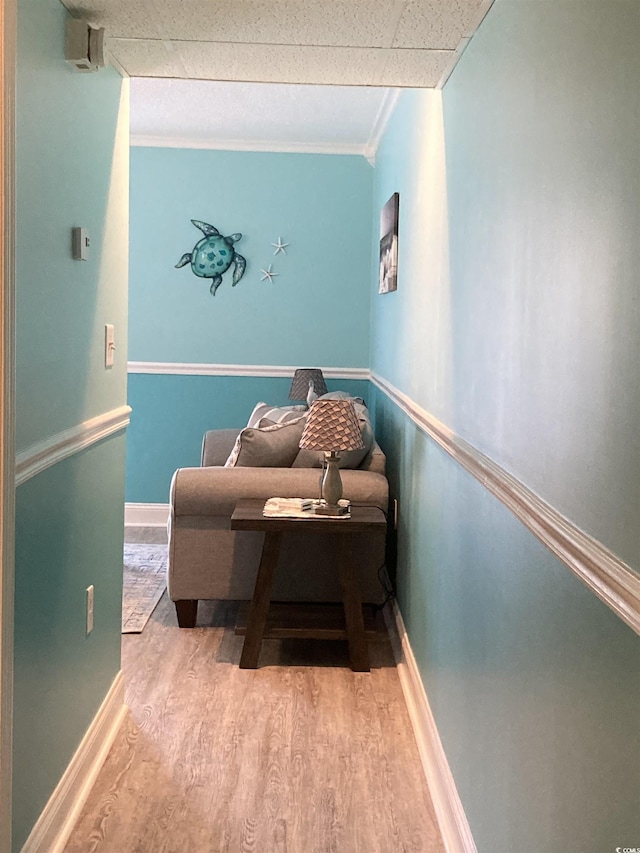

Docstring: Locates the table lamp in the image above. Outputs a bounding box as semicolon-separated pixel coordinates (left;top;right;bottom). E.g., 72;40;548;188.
299;399;364;515
289;368;328;407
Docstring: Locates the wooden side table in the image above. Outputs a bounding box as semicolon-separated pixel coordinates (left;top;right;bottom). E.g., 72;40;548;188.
230;499;387;672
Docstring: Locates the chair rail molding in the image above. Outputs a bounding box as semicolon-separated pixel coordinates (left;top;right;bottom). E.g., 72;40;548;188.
15;405;132;487
127;361;370;381
371;372;640;636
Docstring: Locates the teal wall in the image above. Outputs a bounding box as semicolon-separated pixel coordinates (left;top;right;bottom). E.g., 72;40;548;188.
126;374;370;503
372;389;640;852
14;0;129;848
127;147;373;503
16;8;128;452
13;439;127;849
129;147;373;366
370;1;640;850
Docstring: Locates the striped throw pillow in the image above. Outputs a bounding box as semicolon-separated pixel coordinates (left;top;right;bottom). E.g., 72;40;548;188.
246;402;307;429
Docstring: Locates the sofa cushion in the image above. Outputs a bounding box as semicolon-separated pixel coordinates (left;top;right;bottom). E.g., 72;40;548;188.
225;416;306;468
201;429;244;467
292;401;374;469
246;401;307;428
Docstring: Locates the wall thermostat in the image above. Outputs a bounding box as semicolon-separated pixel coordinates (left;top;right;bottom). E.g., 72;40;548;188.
72;227;90;261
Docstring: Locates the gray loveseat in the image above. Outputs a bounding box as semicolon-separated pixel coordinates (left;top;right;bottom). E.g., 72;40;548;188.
168;421;389;628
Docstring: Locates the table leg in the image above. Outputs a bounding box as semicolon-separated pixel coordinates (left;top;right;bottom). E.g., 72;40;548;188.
239;531;282;669
337;534;370;672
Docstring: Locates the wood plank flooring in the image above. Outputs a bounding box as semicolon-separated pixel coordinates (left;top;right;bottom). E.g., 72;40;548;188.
63;531;444;853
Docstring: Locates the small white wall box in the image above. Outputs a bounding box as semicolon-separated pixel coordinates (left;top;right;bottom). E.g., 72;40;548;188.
72;227;90;260
65;18;106;72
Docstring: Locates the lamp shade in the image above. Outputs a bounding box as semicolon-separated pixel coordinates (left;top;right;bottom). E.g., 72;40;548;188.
299;399;364;453
288;368;328;401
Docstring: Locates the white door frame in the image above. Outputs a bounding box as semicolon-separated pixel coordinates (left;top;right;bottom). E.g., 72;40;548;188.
0;0;16;850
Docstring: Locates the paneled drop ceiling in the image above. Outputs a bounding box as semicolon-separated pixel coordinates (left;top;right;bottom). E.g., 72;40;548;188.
61;0;494;88
61;1;494;156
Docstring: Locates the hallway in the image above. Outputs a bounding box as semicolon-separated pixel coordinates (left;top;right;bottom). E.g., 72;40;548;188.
63;532;444;853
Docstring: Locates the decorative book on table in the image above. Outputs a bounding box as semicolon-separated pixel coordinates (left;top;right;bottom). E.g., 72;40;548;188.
262;498;351;518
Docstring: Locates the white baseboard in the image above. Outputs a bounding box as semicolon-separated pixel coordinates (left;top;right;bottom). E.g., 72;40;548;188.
124;502;170;527
385;602;477;853
21;671;127;853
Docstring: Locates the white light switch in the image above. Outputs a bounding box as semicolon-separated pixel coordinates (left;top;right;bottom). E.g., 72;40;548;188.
86;585;94;635
105;324;115;368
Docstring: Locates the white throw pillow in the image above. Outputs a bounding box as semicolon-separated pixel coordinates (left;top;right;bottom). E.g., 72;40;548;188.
246;401;307;429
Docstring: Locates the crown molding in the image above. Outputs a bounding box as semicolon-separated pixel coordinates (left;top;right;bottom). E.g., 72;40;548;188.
371;372;640;636
364;88;402;164
130;133;370;159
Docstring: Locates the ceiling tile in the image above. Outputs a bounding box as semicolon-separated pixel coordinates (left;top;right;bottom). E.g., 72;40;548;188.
175;42;388;86
392;0;484;49
64;1;494;90
378;49;455;87
108;39;187;77
61;0;162;39
155;1;399;47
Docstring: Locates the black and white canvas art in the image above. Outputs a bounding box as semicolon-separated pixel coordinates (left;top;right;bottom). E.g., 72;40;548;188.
379;192;399;294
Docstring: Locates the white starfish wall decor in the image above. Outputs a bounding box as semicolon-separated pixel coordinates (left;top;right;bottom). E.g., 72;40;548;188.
271;237;290;255
260;264;279;283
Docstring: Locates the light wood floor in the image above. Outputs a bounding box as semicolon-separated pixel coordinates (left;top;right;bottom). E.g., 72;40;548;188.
64;530;444;853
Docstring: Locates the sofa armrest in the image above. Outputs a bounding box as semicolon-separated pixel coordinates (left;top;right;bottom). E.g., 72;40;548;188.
359;441;386;475
201;429;240;466
171;466;388;519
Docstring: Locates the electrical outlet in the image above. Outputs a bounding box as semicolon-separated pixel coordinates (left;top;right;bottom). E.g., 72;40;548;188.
86;584;94;634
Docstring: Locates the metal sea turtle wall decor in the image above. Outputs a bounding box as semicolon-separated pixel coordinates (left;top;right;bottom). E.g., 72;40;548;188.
175;219;247;296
